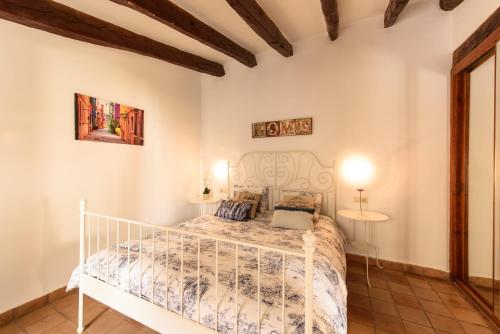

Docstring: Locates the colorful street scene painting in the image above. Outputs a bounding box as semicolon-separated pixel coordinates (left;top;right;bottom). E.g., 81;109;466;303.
74;93;144;146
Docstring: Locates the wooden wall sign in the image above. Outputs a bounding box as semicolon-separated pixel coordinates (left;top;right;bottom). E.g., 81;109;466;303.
252;117;312;138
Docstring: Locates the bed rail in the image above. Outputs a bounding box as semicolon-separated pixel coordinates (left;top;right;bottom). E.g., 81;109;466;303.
77;199;315;334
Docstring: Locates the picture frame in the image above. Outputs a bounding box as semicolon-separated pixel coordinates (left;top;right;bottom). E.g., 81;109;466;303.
252;117;312;138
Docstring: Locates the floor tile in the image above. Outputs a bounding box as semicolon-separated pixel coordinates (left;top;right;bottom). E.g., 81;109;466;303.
85;308;125;333
419;300;453;317
397;305;431;327
14;306;55;329
49;321;82;334
369;288;394;303
392;293;421;309
370;299;399;317
51;293;78;312
369;278;389;290
24;312;66;334
403;320;436;334
0;323;23;334
460;321;493;334
373;312;405;334
385;272;409;285
438;293;474;310
348;305;375;327
348;282;370;296
348;321;375;334
413;287;441;302
429;281;460;295
406;277;432;290
348;293;372;310
447;306;489;327
106;319;143;334
388;282;414;296
426;313;466;333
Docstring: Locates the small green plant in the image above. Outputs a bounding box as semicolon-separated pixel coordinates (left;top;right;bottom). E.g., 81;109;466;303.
108;119;119;135
203;187;211;195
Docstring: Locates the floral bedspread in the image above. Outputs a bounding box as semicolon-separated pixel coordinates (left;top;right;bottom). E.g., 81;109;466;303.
68;213;347;334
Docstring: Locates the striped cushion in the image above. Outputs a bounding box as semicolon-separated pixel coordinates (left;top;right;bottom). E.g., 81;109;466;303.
215;200;252;221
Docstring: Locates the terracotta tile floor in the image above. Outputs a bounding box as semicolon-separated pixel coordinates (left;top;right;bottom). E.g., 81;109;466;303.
0;259;497;333
346;259;498;333
0;293;158;334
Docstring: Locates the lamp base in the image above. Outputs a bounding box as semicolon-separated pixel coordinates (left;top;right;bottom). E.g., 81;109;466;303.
357;188;365;214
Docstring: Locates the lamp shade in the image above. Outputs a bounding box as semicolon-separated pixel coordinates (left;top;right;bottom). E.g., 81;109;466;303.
213;160;229;180
342;156;374;188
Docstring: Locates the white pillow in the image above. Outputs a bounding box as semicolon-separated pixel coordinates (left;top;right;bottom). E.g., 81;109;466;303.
279;190;322;220
271;210;313;230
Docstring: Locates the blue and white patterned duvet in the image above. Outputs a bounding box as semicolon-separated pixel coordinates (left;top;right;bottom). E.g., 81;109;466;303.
68;213;347;334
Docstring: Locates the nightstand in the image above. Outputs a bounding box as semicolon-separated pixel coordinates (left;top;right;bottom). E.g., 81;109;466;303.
188;197;222;215
337;209;389;287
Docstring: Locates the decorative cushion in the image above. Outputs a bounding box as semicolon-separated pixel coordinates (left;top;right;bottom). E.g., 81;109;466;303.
279;190;322;221
274;205;316;215
271;210;313;230
233;185;270;214
234;191;262;219
215;200;252;221
257;187;270;213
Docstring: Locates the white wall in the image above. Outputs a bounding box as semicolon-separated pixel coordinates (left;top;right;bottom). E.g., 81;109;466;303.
0;20;201;313
451;0;499;49
201;1;453;271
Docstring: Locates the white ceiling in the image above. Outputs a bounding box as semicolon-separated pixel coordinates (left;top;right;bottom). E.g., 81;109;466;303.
55;0;429;66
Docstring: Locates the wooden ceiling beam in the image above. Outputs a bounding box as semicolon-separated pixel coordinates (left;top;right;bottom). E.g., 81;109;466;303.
110;0;256;68
453;7;500;67
226;0;293;57
384;0;410;28
320;0;339;41
0;0;224;76
440;0;464;11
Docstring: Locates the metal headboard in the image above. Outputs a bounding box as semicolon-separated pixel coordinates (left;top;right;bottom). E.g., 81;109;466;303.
229;151;336;219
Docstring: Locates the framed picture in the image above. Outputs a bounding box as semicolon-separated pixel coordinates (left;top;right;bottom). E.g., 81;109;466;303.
74;93;144;146
252;117;312;138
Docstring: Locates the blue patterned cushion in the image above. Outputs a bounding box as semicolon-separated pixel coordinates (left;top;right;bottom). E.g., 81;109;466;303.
215;200;252;221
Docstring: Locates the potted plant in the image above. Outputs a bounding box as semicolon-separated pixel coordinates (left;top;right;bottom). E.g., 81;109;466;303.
202;186;211;200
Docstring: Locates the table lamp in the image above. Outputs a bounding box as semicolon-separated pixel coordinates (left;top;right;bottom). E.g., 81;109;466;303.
213;160;230;199
341;156;374;215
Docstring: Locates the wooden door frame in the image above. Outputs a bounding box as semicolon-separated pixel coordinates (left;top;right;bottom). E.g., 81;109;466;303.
449;8;499;324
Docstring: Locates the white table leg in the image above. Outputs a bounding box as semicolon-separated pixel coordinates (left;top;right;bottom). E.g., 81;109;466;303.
374;245;383;269
364;221;371;287
365;251;371;288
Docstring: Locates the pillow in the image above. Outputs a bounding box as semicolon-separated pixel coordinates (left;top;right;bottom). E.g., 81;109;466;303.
234;190;261;219
274;205;316;215
233;185;270;213
257;187;270;213
215;200;252;221
280;190;322;220
271;210;313;230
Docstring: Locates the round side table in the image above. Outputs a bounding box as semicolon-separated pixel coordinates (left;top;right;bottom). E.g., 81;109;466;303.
337;209;389;287
188;197;222;216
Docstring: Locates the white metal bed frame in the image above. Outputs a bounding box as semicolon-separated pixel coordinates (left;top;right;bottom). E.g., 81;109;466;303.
76;151;336;334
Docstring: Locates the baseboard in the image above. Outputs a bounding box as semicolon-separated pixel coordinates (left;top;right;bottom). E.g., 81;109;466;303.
0;286;75;327
346;253;450;281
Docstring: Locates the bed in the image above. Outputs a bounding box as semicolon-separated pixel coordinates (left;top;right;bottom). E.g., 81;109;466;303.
70;151;347;334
